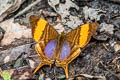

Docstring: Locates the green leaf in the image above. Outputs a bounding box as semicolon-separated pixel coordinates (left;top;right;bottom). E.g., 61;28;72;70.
1;71;11;80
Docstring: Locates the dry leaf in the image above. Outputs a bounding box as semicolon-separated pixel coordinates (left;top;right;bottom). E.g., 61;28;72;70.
0;18;32;45
0;0;25;21
0;44;32;64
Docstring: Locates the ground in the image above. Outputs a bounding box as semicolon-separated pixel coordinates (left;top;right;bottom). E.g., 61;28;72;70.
0;0;120;80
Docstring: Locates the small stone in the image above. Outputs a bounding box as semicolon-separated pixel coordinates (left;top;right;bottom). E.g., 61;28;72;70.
28;59;36;68
60;0;66;4
45;77;51;80
57;75;66;79
4;55;10;63
115;31;120;39
14;58;23;68
99;23;114;35
114;43;120;52
0;27;4;40
83;6;105;21
39;74;45;80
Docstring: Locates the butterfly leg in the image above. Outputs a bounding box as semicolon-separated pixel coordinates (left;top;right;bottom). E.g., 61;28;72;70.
62;64;69;78
33;62;44;74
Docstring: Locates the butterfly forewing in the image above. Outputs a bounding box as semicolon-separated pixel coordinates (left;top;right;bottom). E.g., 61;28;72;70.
66;23;98;48
30;15;59;43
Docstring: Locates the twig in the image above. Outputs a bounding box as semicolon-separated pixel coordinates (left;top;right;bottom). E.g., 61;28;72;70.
108;0;120;3
14;0;41;18
102;43;109;51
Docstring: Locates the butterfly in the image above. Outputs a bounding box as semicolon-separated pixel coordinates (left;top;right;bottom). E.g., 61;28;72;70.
30;15;98;78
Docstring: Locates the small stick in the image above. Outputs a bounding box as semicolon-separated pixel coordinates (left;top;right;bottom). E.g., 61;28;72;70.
109;0;120;3
14;0;41;18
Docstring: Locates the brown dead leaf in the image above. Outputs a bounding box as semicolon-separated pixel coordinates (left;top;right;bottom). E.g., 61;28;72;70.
0;66;32;80
0;0;25;21
112;56;118;63
0;18;32;45
0;43;32;65
19;72;31;80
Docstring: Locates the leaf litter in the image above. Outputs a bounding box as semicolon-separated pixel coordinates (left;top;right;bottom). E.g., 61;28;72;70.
0;0;120;80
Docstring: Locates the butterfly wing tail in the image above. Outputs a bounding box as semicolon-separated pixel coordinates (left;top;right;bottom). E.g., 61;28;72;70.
56;45;81;78
33;42;53;73
33;62;44;74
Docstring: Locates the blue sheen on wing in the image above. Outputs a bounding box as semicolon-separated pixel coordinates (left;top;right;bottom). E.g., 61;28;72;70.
60;41;70;59
45;40;57;58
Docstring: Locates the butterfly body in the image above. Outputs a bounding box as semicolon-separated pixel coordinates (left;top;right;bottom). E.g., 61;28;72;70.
30;15;98;78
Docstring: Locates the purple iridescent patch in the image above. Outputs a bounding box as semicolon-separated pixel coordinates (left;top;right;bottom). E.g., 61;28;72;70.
45;40;57;58
60;41;70;59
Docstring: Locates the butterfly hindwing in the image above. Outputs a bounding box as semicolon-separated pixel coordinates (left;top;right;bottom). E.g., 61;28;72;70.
60;41;71;59
45;40;57;58
56;42;81;78
33;41;55;74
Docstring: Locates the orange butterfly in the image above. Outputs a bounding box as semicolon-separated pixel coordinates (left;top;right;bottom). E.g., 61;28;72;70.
30;15;98;78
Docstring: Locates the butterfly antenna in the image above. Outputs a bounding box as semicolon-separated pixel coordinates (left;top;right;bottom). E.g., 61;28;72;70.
30;42;37;48
49;60;56;71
